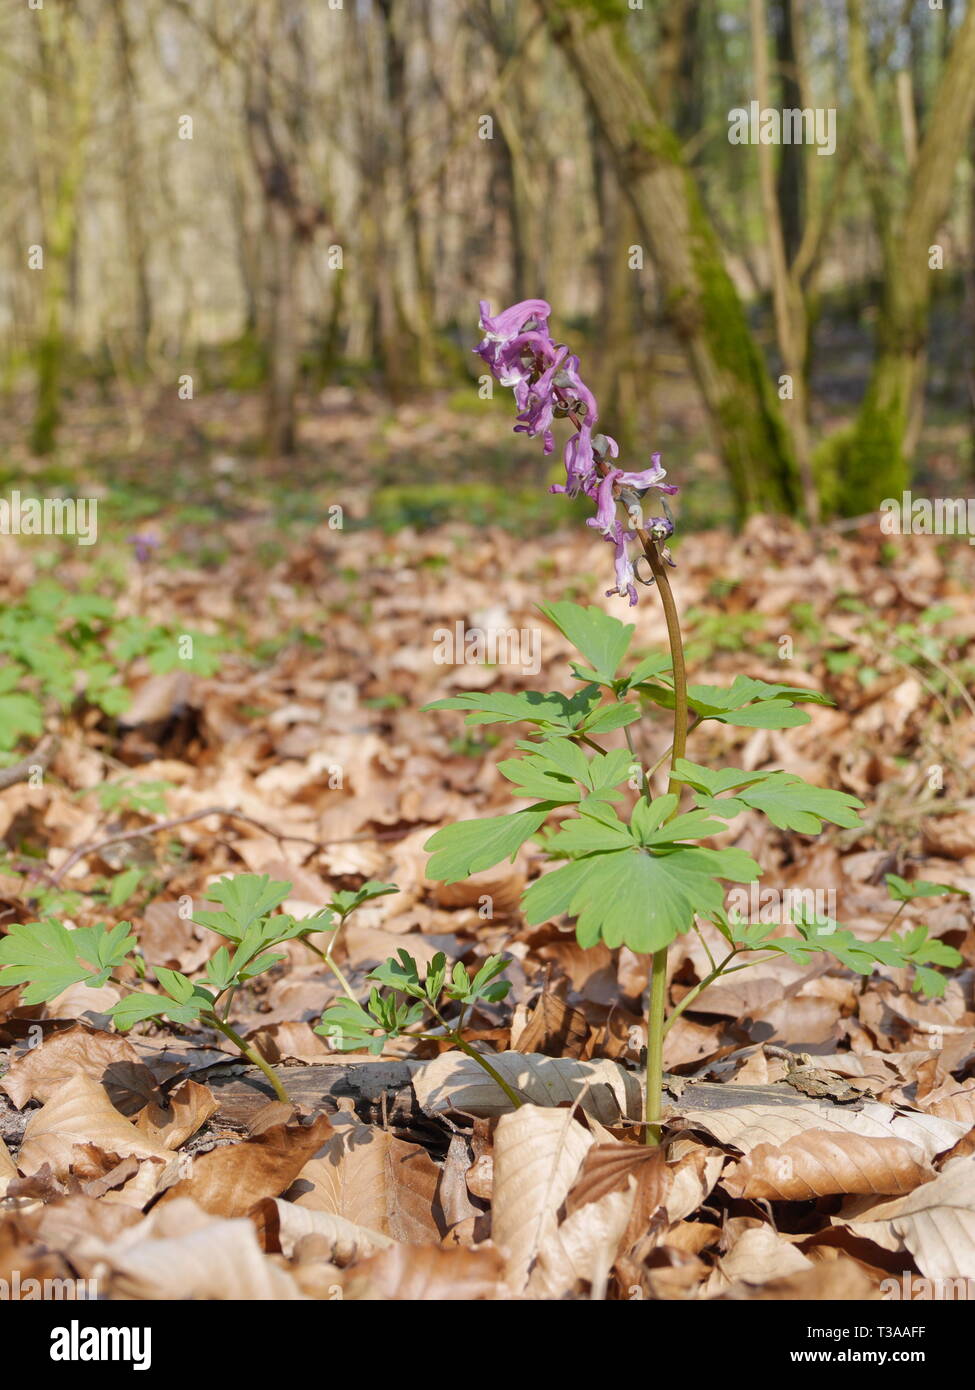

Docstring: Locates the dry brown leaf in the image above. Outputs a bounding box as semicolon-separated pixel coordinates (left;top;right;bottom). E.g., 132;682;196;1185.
344;1241;506;1300
706;1221;813;1295
843;1155;975;1281
722;1131;932;1199
412;1050;640;1123
512;992;590;1059
713;1253;881;1301
156;1113;333;1217
289;1122;443;1244
0;1024;151;1109
491;1104;593;1294
254;1196;394;1262
530;1181;636;1300
17;1073;174;1178
675;1096;965;1163
0;1137;17;1193
72;1197;305;1299
133;1079;219;1150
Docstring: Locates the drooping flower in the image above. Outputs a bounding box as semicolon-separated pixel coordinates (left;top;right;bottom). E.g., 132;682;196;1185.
589;519;639;606
475;300;552;375
475;299;678;605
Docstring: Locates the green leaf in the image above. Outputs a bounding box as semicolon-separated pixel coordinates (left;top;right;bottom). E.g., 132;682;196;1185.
885;874;960;902
539;601;634;682
422;688;599;731
638;676;825;729
0;919;137;1004
192;874;292;941
578;701;642;735
106;866;144;909
497;755;583;803
673;759;769;798
327;881;398;918
154;966;196;1004
446;953;511;1005
424;805;554;884
108;988;210;1030
0;690;44;751
699;773;864;833
621;651;672;690
522;843;760;953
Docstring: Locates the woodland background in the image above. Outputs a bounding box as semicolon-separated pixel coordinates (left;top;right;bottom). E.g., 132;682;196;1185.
1;0;974;528
0;0;974;1306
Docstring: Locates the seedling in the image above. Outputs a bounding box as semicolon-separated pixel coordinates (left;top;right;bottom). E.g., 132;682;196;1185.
0;874;343;1104
317;948;521;1106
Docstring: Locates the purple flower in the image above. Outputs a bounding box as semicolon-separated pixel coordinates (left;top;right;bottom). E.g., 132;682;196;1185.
128;532;160;565
475;298;678;606
592;468;624;534
616;453;679;496
475;300;552;375
597;521;639;606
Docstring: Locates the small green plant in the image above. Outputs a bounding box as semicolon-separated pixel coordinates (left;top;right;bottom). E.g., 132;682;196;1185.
317;948;521;1107
0;874;358;1104
0;580;226;756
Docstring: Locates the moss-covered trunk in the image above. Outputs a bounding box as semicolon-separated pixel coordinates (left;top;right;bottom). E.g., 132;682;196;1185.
538;0;800;519
834;0;975;514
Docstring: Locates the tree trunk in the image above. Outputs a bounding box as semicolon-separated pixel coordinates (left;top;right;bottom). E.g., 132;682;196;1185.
537;0;800;518
834;0;975;514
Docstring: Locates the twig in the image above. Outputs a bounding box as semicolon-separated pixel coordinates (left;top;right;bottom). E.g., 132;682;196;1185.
0;735;60;791
48;806;403;885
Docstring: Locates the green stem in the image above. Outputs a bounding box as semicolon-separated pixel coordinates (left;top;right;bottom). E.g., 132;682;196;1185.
304;929;360;1005
423;1002;526;1109
644;948;668;1145
662;949;738;1036
638;541;689;1145
447;1033;526;1110
208;1012;293;1105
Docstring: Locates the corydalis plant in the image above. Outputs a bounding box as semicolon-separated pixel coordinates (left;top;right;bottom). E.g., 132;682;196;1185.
0;874;395;1106
422;300;964;1145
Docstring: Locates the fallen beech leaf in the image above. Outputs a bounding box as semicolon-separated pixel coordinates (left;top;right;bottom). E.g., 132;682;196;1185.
134;1079;219;1150
844;1155;975;1280
412;1050;640;1123
0;1024;148;1109
723;1132;932;1199
664;1142;726;1223
17;1074;173;1177
713;1253;880;1300
289;1123;443;1244
254;1196;394;1262
72;1196;305;1299
707;1221;812;1295
157;1113;333;1217
530;1181;636;1300
344;1241;506;1300
675;1097;965;1164
0;1137;16;1193
512;992;590;1059
491;1104;593;1293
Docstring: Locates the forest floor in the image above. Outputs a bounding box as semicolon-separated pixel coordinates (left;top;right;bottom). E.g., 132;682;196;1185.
0;367;974;1300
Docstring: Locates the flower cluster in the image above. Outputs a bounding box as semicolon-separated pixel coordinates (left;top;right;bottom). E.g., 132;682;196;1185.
476;299;677;605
